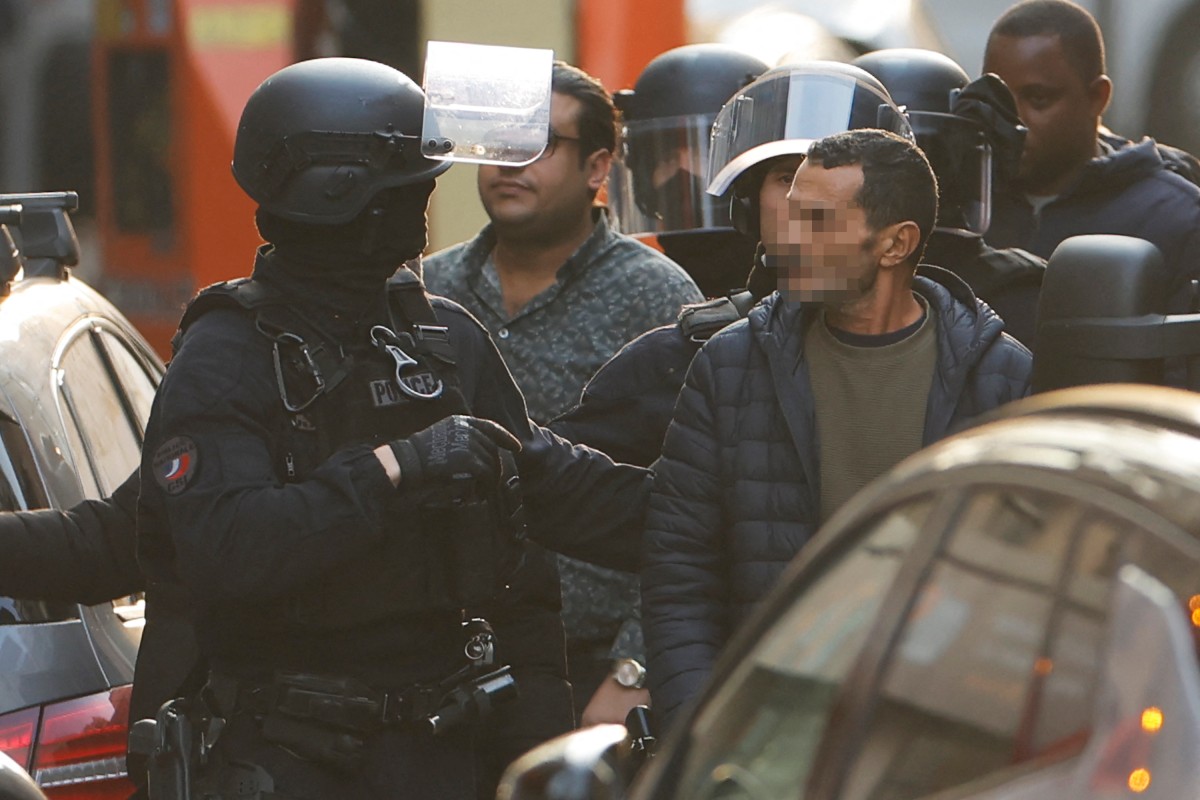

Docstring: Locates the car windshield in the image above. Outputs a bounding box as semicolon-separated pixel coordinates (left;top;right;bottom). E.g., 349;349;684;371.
669;498;931;799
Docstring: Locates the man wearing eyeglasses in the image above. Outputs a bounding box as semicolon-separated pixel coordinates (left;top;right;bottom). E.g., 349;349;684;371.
423;60;700;793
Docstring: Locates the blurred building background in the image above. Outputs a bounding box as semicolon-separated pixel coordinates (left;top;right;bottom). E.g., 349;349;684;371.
2;0;1198;354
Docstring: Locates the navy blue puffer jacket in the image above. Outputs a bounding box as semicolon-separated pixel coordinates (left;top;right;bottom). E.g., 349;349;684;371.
986;138;1200;318
642;266;1032;725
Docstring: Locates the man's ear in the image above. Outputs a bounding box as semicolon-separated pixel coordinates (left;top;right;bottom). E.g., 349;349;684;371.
1089;73;1113;117
878;221;923;269
587;149;613;192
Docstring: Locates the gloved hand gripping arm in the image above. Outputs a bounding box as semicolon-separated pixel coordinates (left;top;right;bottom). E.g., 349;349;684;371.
374;415;522;489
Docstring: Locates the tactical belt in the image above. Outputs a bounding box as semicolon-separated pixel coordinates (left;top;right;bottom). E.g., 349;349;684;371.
213;672;445;732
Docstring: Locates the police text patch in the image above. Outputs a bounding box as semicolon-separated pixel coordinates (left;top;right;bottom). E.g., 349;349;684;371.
153;436;199;495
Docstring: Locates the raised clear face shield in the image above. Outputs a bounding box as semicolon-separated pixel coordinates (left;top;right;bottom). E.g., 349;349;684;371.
421;41;554;167
609;113;735;236
706;65;912;197
910;111;992;236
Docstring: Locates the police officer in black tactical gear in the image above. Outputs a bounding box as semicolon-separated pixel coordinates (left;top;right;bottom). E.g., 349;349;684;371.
609;44;767;297
136;57;646;800
853;48;1046;350
554;61;912;471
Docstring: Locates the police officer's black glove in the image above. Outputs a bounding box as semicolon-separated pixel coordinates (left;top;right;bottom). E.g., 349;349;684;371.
389;415;521;490
951;74;1027;192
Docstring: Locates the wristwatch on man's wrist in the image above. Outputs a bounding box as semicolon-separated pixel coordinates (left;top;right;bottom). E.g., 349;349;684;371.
611;658;647;689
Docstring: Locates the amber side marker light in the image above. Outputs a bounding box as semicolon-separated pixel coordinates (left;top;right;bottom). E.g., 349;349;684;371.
1128;768;1151;792
1140;707;1164;733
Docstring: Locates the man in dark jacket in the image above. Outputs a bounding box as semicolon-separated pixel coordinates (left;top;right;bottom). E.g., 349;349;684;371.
642;129;1032;727
982;0;1200;339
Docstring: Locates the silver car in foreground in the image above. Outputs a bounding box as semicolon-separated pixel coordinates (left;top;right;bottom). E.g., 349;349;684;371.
502;385;1200;800
0;196;162;798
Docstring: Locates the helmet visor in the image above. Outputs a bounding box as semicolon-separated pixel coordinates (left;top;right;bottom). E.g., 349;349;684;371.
707;66;911;196
610;113;735;236
911;111;992;236
421;41;553;167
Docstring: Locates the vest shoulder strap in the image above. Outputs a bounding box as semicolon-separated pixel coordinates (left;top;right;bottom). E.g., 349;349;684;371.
677;289;756;342
385;266;467;411
172;279;282;355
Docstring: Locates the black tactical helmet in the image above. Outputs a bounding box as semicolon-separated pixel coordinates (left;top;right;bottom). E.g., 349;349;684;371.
232;58;451;225
851;48;969;115
610;45;768;235
614;44;768;123
853;49;992;236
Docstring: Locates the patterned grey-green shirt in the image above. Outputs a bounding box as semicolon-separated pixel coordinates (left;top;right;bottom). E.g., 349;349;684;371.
424;208;702;659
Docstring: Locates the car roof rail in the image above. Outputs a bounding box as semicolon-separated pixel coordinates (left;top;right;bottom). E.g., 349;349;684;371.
0;223;21;297
0;192;80;281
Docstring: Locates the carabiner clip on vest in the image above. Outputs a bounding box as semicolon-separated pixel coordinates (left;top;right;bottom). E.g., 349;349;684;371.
272;331;327;412
370;324;445;401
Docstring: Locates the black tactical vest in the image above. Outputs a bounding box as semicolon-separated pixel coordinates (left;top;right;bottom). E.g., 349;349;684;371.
175;270;522;639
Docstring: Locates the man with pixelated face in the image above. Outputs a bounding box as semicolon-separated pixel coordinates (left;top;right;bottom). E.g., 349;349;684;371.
641;128;1033;726
772;130;935;310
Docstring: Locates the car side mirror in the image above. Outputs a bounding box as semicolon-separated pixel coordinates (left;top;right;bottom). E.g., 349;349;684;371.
1034;233;1200;392
496;723;636;800
1034;234;1168;391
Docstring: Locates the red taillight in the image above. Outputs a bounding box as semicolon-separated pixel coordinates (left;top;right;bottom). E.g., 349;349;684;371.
31;685;136;799
0;706;40;770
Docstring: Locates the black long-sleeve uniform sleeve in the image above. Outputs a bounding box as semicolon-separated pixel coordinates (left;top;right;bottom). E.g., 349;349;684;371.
0;469;142;604
549;324;700;468
433;298;649;571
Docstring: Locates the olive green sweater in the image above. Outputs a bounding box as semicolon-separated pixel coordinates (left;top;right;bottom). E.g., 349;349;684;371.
806;305;936;521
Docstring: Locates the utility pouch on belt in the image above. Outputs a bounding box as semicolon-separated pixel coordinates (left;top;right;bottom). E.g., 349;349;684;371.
260;713;366;773
255;672;398;773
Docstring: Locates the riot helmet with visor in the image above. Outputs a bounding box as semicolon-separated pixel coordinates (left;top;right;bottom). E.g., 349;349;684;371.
853;49;994;236
706;61;912;237
610;45;768;237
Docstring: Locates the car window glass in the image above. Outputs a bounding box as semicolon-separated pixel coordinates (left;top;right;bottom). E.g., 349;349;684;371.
55;388;101;500
95;329;158;434
0;414;48;513
839;488;1104;800
56;331;141;495
670;497;933;800
1029;516;1122;757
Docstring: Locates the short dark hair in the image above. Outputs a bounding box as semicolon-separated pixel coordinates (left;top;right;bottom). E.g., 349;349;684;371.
988;0;1106;83
806;129;938;266
551;61;617;167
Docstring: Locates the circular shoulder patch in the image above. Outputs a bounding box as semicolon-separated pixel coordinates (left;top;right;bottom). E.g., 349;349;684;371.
153;436;199;496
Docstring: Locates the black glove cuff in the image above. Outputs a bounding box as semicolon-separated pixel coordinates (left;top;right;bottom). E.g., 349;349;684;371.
389;439;422;488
